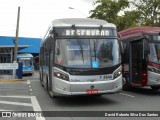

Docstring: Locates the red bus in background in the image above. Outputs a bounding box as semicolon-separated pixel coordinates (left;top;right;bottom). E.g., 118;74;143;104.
118;27;160;90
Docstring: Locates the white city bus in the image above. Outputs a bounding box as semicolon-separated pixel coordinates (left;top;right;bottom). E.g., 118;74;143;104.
118;27;160;90
39;18;122;97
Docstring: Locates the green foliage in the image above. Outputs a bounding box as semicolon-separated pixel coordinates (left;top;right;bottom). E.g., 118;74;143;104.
116;10;141;31
89;0;160;31
132;0;160;26
90;0;129;24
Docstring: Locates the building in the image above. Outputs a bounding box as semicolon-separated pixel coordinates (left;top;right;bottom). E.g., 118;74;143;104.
0;36;41;77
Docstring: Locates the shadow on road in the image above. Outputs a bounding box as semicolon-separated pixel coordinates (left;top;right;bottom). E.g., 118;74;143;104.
52;95;119;107
123;87;160;96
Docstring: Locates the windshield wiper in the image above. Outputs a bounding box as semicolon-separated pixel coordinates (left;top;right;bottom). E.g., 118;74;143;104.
93;40;97;61
77;38;84;63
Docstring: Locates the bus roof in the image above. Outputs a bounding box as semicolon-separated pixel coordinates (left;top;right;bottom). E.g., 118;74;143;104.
50;18;116;28
17;53;33;58
118;26;160;40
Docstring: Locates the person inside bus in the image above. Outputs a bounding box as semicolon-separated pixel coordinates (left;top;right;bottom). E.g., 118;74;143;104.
96;41;113;67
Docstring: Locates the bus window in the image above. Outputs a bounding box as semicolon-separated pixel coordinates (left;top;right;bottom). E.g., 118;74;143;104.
96;39;120;66
67;39;90;67
149;43;160;63
18;58;32;67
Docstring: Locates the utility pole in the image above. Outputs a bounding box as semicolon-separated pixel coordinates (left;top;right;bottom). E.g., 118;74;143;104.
13;6;20;79
14;6;20;62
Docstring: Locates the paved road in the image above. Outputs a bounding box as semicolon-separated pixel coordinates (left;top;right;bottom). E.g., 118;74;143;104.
25;71;160;120
0;72;44;120
0;71;160;120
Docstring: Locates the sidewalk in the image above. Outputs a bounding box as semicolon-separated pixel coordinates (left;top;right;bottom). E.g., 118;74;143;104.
0;75;24;82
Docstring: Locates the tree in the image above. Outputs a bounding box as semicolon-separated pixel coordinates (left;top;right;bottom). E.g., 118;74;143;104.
132;0;160;26
116;10;141;31
89;0;141;31
89;0;160;31
89;0;129;24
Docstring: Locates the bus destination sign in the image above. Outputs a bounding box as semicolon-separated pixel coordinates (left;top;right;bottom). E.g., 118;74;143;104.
55;28;116;37
65;29;109;36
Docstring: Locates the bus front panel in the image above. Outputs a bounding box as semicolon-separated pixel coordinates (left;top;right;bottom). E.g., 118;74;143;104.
51;67;122;96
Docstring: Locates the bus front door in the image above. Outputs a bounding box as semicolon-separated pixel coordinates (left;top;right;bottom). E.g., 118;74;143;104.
129;40;143;85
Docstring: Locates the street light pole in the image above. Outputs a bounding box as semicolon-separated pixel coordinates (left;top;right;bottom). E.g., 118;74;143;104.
68;7;88;17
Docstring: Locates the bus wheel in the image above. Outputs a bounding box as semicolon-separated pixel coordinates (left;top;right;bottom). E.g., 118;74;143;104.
46;75;49;91
50;92;56;98
122;78;130;91
40;72;44;87
150;86;160;90
40;81;44;87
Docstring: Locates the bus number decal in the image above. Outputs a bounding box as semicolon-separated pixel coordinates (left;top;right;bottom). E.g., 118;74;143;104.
99;75;112;80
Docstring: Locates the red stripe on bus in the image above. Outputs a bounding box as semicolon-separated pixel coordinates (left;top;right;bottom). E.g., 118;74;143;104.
147;61;160;68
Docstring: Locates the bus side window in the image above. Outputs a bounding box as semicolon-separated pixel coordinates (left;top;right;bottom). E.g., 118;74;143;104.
56;41;60;55
55;40;62;65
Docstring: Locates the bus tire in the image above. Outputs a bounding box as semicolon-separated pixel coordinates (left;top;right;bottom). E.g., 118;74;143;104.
122;78;130;91
49;91;56;98
46;75;49;91
150;86;160;90
30;73;33;76
40;80;44;87
40;71;44;87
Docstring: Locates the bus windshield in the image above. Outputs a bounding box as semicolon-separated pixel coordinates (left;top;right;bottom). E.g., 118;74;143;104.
55;39;121;68
148;43;160;63
18;58;33;67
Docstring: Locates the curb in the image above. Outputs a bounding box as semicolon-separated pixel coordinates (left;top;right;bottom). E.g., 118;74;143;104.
0;79;26;82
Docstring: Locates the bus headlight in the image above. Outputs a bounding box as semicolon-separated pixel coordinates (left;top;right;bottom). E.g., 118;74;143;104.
113;68;122;79
54;69;69;81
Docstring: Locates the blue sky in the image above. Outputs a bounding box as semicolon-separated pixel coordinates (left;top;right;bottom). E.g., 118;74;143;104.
0;0;96;38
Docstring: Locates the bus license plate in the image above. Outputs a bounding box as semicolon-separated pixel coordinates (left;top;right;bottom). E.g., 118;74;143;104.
86;89;98;94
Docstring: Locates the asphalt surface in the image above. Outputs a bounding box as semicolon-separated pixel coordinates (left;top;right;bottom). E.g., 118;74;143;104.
0;71;160;120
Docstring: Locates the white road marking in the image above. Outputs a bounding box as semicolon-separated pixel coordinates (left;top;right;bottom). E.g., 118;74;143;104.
0;109;14;111
28;80;39;82
0;95;31;99
0;100;32;106
27;80;31;85
0;80;45;120
30;96;42;111
30;96;45;120
119;93;135;98
28;80;46;120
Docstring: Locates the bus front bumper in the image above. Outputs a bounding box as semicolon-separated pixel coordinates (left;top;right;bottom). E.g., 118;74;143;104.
147;71;160;86
52;76;122;96
23;70;34;74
